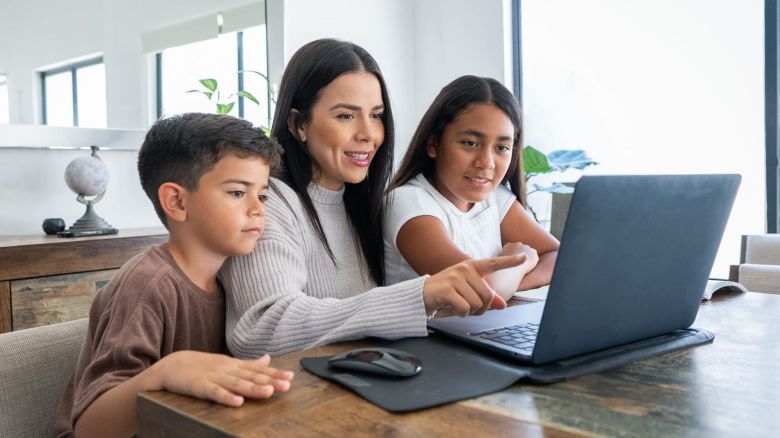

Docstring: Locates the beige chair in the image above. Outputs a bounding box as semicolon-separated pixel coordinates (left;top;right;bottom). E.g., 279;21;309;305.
732;234;780;294
0;318;87;438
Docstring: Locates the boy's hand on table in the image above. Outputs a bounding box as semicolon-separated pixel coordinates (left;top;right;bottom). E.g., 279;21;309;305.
152;351;294;407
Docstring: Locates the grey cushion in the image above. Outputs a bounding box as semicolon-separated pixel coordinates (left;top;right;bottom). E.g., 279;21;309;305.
0;319;87;438
739;263;780;294
742;234;780;265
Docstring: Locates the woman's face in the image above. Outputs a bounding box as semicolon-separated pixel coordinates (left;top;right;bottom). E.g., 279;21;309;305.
427;103;515;212
292;71;385;190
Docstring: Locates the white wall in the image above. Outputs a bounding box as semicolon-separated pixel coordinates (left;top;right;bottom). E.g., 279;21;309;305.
0;0;261;235
522;0;766;276
412;0;510;131
0;0;261;128
276;0;417;161
0;148;158;234
272;0;511;165
0;126;152;234
1;0;513;236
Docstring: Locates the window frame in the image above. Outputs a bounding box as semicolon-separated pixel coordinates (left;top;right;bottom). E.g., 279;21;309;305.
40;56;104;127
0;74;8;124
766;0;779;233
511;0;523;105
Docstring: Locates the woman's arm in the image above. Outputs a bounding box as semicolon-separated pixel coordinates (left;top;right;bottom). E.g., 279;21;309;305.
221;188;429;358
500;201;560;291
223;240;429;358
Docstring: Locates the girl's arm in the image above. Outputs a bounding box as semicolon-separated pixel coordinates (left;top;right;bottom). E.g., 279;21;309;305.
500;201;560;291
396;216;534;301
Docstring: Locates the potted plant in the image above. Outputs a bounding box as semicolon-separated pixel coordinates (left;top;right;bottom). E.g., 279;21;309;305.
187;70;275;133
187;79;259;115
523;146;597;238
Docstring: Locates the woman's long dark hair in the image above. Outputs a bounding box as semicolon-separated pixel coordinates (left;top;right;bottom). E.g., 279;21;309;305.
270;39;394;285
391;75;526;206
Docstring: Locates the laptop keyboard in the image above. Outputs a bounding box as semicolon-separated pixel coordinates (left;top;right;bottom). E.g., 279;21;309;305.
471;322;539;352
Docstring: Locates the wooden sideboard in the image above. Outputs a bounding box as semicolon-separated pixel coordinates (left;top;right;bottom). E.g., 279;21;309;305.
0;227;168;333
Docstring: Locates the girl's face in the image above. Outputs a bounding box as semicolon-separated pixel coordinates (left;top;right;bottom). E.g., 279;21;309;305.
292;71;385;190
427;103;515;212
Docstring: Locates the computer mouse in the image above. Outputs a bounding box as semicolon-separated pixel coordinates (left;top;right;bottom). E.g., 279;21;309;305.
327;347;422;377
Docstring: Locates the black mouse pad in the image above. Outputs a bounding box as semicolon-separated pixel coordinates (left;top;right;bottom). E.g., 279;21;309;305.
300;333;529;413
300;328;715;413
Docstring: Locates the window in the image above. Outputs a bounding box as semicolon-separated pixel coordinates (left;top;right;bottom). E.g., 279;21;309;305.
40;57;107;128
516;1;764;276
156;25;270;127
0;74;8;124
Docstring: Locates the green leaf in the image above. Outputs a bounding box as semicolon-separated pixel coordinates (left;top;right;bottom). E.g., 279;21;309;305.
529;182;576;194
237;91;260;105
199;78;218;92
186;90;213;100
216;102;235;115
523;145;552;177
546;150;598;172
261;125;271;136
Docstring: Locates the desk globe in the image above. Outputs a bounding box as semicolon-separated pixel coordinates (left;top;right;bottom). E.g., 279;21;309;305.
63;145;116;233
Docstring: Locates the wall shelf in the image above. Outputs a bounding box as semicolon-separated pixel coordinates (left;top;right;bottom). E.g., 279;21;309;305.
0;125;146;150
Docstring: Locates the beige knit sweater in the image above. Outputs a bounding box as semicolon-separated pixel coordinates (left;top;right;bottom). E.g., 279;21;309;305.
221;178;428;357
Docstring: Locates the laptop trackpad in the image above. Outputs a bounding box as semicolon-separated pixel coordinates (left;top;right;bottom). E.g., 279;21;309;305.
428;302;545;335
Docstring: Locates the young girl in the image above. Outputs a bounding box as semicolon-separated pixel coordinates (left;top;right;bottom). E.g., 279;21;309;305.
221;41;525;357
385;75;559;300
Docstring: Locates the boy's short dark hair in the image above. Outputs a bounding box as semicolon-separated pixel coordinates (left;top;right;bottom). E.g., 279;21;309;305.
138;113;283;228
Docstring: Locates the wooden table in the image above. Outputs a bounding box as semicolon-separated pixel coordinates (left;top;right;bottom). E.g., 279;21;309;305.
0;227;167;332
137;291;779;437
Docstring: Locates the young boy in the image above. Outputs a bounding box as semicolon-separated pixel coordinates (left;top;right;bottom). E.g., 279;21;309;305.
55;113;293;437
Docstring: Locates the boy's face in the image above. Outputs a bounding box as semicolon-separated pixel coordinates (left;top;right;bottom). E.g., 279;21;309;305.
185;154;271;257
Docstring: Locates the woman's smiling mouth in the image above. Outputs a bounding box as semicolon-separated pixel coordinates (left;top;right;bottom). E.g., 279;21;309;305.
344;151;371;166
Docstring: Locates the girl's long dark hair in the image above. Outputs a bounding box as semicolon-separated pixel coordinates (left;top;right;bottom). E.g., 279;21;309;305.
271;39;394;285
391;75;526;206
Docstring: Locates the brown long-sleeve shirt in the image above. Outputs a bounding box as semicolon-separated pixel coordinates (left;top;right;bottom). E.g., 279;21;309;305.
55;244;225;437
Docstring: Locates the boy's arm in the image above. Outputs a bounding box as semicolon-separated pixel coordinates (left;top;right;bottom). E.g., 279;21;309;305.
74;360;161;438
75;352;293;438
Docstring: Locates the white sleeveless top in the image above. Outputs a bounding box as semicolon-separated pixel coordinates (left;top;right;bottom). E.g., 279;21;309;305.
383;174;516;285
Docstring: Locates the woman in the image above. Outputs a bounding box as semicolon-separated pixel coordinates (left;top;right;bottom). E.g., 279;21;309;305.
221;39;524;357
385;75;559;300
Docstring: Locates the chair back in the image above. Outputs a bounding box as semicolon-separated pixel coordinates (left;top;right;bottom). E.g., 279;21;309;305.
0;318;87;438
742;234;780;265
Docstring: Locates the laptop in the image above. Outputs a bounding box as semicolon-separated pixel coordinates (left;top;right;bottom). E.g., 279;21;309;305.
428;174;740;365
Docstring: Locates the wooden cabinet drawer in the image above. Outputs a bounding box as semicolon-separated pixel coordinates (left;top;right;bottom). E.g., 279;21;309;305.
11;269;117;331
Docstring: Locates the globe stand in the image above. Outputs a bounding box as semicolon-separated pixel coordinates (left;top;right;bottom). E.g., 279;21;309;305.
59;145;118;237
61;192;118;236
